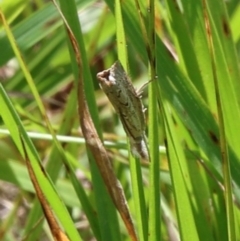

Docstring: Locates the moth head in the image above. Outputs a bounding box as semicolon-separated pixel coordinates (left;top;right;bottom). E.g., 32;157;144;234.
97;67;117;87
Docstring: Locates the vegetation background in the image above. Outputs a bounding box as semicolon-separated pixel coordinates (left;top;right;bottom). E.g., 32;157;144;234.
0;0;240;240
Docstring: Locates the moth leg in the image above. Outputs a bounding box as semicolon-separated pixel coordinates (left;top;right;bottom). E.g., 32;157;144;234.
136;79;152;96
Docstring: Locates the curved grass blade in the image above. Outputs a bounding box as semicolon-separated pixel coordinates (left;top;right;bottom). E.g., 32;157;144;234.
53;0;138;240
20;135;70;241
0;84;82;240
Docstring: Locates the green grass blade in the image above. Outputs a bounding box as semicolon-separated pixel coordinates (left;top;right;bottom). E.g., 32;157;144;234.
164;103;200;241
129;157;148;241
147;0;161;240
203;1;237;239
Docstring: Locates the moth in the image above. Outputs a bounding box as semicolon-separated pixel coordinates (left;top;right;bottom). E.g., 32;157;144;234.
97;61;149;161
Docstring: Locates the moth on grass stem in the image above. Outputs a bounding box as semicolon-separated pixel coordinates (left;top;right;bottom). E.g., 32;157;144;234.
97;61;149;161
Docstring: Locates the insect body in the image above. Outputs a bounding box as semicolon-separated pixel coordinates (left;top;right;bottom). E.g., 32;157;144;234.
97;61;149;161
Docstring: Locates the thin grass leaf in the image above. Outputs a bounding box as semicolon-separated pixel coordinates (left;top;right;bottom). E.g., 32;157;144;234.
115;0;127;67
115;1;148;240
145;0;161;240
